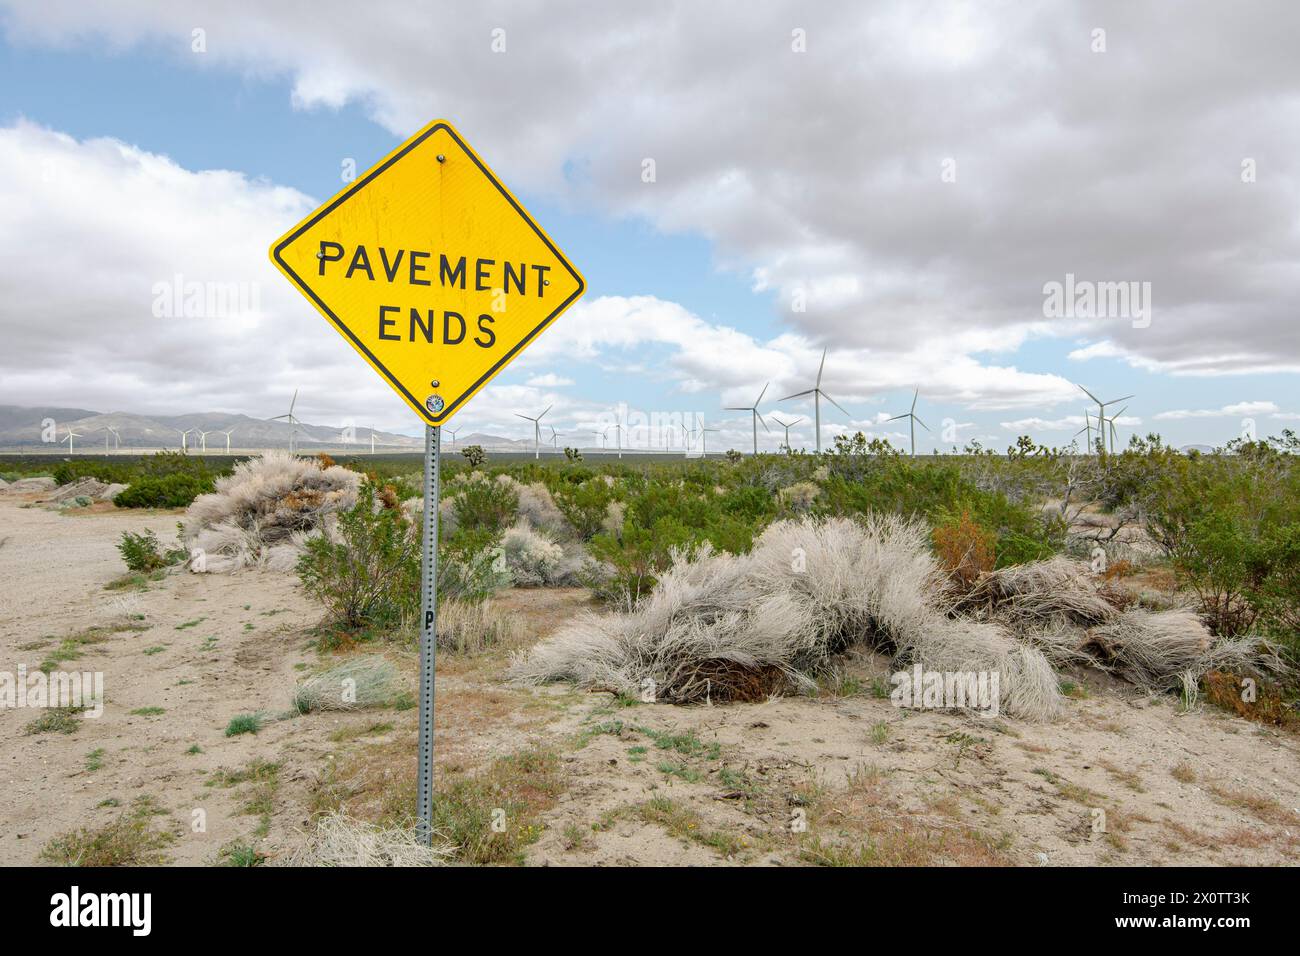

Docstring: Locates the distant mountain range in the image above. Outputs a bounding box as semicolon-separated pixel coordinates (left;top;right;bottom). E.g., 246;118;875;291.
0;404;532;453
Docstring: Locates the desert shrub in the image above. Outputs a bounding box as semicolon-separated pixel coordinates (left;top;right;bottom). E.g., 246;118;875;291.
183;452;360;572
52;459;134;486
297;480;420;629
437;543;511;604
293;656;398;713
437;599;525;654
449;474;518;539
778;481;820;513
117;529;166;572
818;456;1058;566
932;510;996;588
512;479;568;536
1138;444;1300;640
460;445;486;468
554;477;617;540
114;472;215;508
500;522;565;586
53;451;217;487
514;515;1064;718
276;811;451;866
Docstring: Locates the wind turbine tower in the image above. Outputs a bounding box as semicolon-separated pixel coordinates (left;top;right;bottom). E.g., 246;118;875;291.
779;348;849;454
1077;385;1133;454
514;404;552;460
887;389;930;457
270;389;301;455
770;415;802;453
726;383;771;456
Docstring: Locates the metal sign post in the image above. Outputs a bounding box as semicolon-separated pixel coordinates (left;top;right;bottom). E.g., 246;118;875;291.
415;421;441;845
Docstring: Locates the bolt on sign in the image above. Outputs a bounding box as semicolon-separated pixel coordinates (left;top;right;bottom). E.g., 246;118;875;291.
269;119;585;424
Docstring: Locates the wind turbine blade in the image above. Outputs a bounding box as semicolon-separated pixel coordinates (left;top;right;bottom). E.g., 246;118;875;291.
1103;394;1134;406
755;382;768;406
915;417;931;432
756;411;770;432
822;392;850;417
1077;384;1101;405
724;406;749;411
911;388;919;413
816;348;827;389
539;404;553;420
289;389;298;415
778;389;816;401
514;413;533;422
886;414;907;422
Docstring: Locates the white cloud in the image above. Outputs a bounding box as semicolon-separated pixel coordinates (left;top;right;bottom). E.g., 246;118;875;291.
1154;401;1279;420
2;0;1298;380
524;373;574;388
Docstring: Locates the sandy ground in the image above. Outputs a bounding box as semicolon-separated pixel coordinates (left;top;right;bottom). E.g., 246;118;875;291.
1;494;1297;866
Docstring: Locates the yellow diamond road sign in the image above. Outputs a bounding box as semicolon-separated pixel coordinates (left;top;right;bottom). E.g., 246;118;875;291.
269;119;585;426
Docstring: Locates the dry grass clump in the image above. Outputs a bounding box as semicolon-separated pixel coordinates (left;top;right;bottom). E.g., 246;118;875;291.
1089;608;1281;694
292;655;398;713
960;556;1123;627
501;521;585;586
512;515;1062;717
181;452;359;573
514;513;1292;719
437;599;525;655
276;811;451;866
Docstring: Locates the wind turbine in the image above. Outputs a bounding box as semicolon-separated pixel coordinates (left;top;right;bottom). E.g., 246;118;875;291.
770;415;802;452
779;348;849;454
63;427;82;454
1072;411;1094;454
548;426;564;450
221;428;236;454
514;404;551;459
177;428;195;453
197;429;212;454
1106;406;1128;452
270;389;301;454
608;423;624;459
887;389;930;456
369;424;376;455
1076;385;1133;454
726;383;771;456
100;425;120;455
446;427;460;448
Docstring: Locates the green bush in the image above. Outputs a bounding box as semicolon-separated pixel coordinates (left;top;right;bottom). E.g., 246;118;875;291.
114;472;215;508
297;480;421;629
1135;442;1300;640
554;478;617;540
450;475;518;538
117;530;167;572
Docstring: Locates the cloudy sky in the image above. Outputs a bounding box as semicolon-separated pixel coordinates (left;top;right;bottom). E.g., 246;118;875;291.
1;0;1298;452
